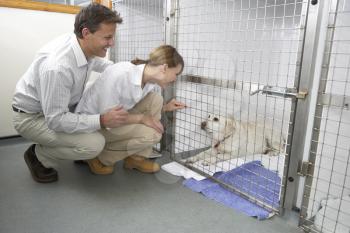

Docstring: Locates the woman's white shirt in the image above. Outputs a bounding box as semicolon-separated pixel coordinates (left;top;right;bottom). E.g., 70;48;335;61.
76;62;160;114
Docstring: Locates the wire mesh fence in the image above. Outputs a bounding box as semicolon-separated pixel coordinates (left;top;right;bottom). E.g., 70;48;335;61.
113;0;165;62
110;0;348;224
170;0;307;212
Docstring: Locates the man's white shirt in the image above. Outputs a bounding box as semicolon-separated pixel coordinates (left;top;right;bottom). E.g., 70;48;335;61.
13;33;112;133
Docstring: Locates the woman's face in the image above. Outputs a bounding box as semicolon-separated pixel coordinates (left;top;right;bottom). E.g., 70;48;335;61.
158;64;183;88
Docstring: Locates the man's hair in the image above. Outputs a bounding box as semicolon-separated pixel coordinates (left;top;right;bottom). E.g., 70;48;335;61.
74;3;122;39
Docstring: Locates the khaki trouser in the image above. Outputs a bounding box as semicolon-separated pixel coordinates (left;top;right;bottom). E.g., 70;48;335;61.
98;92;163;166
13;92;163;167
13;112;105;168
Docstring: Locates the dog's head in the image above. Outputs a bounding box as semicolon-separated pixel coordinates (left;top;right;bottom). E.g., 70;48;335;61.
201;114;236;140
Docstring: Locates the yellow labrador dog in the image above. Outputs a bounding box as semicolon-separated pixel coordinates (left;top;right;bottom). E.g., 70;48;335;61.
186;114;286;165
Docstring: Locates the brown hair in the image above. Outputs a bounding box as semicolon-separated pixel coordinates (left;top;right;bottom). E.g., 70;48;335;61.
131;45;184;74
74;3;123;39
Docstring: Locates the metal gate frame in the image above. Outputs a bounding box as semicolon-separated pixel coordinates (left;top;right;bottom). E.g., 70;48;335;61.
160;0;325;214
160;0;177;157
112;0;336;217
298;0;336;226
282;0;329;213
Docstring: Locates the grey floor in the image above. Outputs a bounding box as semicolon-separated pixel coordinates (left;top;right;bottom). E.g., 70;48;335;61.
0;137;303;233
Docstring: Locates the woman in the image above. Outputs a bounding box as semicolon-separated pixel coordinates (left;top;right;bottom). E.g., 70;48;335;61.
76;45;186;174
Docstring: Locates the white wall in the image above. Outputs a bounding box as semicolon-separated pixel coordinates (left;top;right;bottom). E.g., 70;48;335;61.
114;0;164;62
0;7;75;137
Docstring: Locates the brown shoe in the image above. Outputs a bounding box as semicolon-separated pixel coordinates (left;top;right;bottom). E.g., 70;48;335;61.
24;144;58;183
86;158;114;175
123;155;160;173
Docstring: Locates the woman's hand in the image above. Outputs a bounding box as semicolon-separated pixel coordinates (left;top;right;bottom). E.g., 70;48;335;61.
163;99;187;112
141;115;164;134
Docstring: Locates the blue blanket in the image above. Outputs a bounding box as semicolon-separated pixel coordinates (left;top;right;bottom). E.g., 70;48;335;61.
183;160;281;220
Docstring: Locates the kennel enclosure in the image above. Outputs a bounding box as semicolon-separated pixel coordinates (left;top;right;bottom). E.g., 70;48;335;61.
112;0;350;232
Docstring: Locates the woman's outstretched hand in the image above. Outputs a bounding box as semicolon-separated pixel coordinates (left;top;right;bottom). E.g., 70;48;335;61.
163;99;187;112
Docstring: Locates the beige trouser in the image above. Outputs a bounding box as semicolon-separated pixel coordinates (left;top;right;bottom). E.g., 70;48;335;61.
98;92;163;166
12;112;105;168
13;92;163;168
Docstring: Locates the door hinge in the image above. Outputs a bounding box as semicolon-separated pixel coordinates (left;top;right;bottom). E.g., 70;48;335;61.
250;86;308;99
297;161;313;177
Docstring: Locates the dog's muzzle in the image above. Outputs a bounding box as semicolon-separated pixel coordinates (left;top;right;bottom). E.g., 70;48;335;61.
201;121;207;130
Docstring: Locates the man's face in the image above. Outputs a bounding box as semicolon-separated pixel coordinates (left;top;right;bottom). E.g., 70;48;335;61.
84;23;116;58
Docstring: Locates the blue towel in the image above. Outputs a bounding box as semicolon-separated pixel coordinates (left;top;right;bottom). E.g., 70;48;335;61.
183;160;281;220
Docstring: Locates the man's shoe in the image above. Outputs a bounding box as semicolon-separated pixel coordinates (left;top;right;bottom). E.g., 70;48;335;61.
86;158;114;175
123;155;160;173
24;144;58;183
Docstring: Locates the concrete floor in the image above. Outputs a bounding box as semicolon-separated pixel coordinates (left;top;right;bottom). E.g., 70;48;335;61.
0;137;303;233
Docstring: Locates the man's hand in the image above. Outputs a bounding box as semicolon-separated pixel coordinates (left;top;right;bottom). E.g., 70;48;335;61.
163;99;187;112
100;106;128;128
141;115;164;134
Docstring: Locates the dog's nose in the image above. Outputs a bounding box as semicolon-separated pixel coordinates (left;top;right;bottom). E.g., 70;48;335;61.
201;121;207;129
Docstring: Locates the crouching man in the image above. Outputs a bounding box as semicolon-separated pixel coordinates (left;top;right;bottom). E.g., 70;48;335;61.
12;3;125;183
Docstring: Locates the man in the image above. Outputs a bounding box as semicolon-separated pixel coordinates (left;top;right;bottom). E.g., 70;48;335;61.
12;3;127;183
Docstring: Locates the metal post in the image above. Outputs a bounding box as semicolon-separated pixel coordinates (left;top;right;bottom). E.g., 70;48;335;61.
281;0;327;211
298;0;341;228
160;0;177;157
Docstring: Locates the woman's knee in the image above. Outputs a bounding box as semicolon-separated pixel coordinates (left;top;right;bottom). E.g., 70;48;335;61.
148;92;163;106
148;93;163;114
147;93;163;118
141;128;162;145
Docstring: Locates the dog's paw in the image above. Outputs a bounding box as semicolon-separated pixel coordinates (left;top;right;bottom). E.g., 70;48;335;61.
200;160;211;166
200;157;218;166
268;150;280;157
185;157;197;164
179;158;188;164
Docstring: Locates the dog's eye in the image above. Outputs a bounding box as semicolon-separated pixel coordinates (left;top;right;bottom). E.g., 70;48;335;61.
213;117;219;122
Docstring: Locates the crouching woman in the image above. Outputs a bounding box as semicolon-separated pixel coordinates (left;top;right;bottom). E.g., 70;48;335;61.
76;45;186;174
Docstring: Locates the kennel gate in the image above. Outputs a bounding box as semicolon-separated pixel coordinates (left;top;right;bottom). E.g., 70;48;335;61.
112;0;330;221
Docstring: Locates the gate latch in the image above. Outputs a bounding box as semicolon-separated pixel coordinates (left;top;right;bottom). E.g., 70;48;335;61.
297;161;313;177
250;86;308;99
